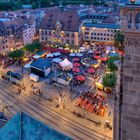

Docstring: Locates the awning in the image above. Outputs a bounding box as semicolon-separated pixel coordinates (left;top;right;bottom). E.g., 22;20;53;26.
76;53;83;57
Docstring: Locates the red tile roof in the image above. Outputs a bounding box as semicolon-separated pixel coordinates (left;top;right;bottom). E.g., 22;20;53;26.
40;8;82;32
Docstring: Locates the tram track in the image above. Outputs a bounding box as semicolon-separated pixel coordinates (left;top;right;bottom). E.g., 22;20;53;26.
0;80;112;140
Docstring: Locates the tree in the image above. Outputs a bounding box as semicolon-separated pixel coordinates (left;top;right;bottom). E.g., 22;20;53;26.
103;73;116;88
24;42;41;53
107;56;120;72
8;49;24;60
114;31;125;51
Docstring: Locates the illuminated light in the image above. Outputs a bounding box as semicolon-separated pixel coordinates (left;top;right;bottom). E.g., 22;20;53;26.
23;57;28;61
61;31;65;37
82;26;85;31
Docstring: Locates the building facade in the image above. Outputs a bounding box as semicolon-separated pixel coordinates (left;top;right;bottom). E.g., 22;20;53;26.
82;23;120;44
115;2;140;140
39;8;82;47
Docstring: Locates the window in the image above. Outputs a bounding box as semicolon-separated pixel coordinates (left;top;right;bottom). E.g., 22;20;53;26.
98;33;100;35
101;33;103;36
42;37;44;40
104;34;106;36
71;33;74;38
71;40;74;44
97;37;99;40
85;32;89;35
94;33;96;35
91;37;93;39
104;38;106;40
66;33;69;37
107;34;109;36
66;40;69;43
94;37;96;39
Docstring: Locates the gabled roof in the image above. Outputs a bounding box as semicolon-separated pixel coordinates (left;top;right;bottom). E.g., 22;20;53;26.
0;112;72;140
103;16;117;24
40;8;82;32
31;58;52;70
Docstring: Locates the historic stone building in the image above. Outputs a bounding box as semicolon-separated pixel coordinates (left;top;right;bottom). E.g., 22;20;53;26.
116;2;140;140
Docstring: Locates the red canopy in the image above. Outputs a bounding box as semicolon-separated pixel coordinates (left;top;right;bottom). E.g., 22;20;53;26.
94;51;101;55
100;57;108;62
73;58;80;62
76;75;85;81
118;50;124;56
72;67;80;73
73;62;81;67
94;55;101;59
87;67;95;74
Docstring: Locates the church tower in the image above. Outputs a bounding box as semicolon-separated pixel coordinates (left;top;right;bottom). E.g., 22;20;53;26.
119;1;140;140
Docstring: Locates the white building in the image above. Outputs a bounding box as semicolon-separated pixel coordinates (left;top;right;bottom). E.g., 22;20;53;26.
82;22;120;44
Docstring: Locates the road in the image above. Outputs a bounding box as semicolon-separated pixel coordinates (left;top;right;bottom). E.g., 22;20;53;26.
0;79;112;140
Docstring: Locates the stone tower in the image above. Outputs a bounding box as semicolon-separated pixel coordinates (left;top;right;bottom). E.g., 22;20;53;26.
119;2;140;140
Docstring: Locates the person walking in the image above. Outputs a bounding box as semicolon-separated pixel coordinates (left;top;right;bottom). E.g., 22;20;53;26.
38;90;43;101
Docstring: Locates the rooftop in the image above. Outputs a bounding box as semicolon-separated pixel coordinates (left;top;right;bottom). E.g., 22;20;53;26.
31;58;52;70
83;23;120;29
0;112;72;140
40;8;82;32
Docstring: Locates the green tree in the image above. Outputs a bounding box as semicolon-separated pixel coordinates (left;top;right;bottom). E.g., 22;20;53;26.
24;42;41;53
107;56;120;72
103;73;116;88
114;31;125;51
8;49;24;60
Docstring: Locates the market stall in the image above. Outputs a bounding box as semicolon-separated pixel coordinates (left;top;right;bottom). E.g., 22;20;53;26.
59;58;73;71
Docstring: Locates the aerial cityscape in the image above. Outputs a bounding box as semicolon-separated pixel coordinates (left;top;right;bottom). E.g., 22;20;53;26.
0;0;139;140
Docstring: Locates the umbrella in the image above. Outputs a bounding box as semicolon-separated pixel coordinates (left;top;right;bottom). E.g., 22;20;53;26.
118;50;124;56
108;52;119;57
87;67;95;74
76;53;83;57
72;67;80;73
94;55;101;59
73;58;80;62
100;57;108;62
94;51;101;55
73;62;81;67
70;53;76;57
88;50;93;53
80;49;86;53
76;75;85;81
80;47;85;50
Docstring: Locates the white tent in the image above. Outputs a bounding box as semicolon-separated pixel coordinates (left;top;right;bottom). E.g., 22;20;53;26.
52;58;62;63
53;52;61;57
24;61;32;69
69;53;76;57
76;53;83;57
88;50;93;53
46;53;54;58
59;58;73;70
33;55;40;59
